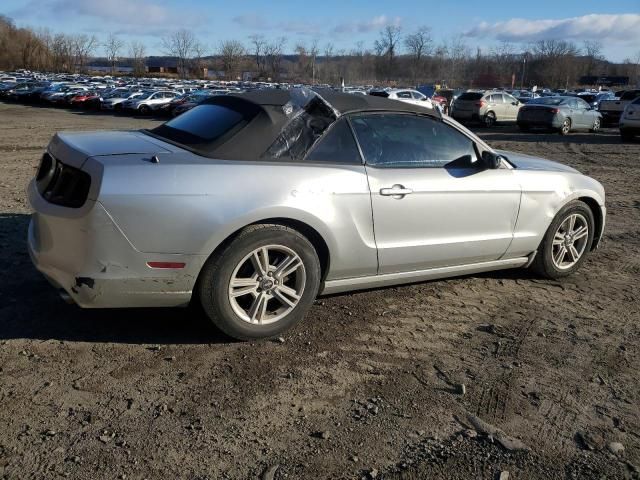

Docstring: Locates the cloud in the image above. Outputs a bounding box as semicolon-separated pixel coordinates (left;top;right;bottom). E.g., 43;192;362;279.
333;15;402;34
464;13;640;44
232;13;269;30
232;13;401;37
11;0;205;30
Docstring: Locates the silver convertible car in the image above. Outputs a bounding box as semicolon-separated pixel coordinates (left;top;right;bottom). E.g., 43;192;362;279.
28;89;606;340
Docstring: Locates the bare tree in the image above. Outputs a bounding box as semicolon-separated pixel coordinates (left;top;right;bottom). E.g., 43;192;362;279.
218;40;245;80
309;39;319;84
404;26;432;82
129;40;146;77
104;33;124;74
72;34;97;72
192;41;207;78
583;40;603;75
374;25;401;79
161;29;197;78
264;37;286;80
249;34;266;74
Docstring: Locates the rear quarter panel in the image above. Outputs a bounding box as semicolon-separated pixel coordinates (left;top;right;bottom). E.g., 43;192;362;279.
86;153;378;281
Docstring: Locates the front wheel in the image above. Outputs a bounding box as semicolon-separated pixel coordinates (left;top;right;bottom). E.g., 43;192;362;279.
590;118;601;133
198;224;321;340
531;201;595;279
559;118;571;135
139;104;151;115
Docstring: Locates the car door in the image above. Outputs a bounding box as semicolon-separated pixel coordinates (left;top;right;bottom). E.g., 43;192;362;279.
503;94;520;121
487;94;505;121
574;97;593;128
349;113;521;274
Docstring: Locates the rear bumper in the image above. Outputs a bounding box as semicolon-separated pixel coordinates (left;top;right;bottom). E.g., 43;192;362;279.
27;181;206;308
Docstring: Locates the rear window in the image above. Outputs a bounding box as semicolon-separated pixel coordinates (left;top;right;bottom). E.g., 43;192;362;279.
369;91;390;98
150;102;258;146
457;92;483;101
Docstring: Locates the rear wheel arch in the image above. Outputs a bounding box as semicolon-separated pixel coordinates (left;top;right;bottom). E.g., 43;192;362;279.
194;218;331;296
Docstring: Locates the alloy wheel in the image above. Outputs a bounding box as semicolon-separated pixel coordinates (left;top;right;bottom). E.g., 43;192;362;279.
484;112;496;127
551;213;589;270
228;245;306;325
592;118;601;132
561;119;571;135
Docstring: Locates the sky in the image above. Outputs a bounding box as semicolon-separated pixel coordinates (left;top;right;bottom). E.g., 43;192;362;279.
3;0;640;62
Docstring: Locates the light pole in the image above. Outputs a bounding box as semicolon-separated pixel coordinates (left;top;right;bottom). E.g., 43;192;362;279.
520;54;526;90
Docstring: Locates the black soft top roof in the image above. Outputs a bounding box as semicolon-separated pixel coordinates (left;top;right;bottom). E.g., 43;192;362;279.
228;88;441;117
148;89;441;161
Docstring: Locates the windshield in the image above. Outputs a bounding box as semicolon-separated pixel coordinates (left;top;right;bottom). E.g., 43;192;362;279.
528;97;564;105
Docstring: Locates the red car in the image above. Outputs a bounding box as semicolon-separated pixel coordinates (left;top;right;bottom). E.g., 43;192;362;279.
69;91;101;109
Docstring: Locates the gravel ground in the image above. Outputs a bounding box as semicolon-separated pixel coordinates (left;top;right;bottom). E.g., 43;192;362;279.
0;102;639;480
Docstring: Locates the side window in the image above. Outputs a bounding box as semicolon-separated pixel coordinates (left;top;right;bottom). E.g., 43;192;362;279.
568;99;579;109
350;114;477;168
396;91;412;99
411;91;425;100
489;94;504;104
305;118;362;164
576;98;590;109
504;94;517;104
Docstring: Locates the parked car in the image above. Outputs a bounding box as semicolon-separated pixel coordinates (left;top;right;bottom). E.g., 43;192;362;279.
517;96;602;135
619;97;640;141
69;91;101;109
451;91;521;126
598;89;640;126
121;90;178;114
431;89;459;114
511;90;540;104
369;88;435;110
101;91;143;111
27;89;605;340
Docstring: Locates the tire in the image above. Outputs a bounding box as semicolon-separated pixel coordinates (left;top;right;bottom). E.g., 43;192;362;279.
139;104;151;115
530;200;595;279
589;117;601;133
198;224;321;340
484;111;496;128
559;118;571;135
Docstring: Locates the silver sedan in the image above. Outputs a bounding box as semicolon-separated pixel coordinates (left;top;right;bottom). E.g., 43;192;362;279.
28;89;606;340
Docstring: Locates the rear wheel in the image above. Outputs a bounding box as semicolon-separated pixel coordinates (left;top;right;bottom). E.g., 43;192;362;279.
559;118;571;135
139;104;151;115
590;117;601;132
484;111;496;127
531;200;594;279
198;224;321;340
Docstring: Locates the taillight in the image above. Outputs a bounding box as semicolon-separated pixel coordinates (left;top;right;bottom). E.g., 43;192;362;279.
550;108;559;114
36;153;91;208
475;100;486;107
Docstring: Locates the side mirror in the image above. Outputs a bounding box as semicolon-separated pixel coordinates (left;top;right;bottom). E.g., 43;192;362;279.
512;101;519;105
482;151;504;169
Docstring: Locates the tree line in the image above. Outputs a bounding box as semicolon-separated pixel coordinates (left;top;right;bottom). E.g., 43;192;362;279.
1;15;639;88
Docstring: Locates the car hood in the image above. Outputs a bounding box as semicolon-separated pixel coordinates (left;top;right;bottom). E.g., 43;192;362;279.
48;131;174;169
496;150;580;173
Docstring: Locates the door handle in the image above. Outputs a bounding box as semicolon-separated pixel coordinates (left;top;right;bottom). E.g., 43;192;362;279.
380;184;413;198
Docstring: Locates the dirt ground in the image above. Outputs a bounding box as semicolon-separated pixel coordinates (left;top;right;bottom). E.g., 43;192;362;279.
0;102;639;480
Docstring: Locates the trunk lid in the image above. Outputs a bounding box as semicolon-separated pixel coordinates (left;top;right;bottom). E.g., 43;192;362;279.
48;131;175;168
